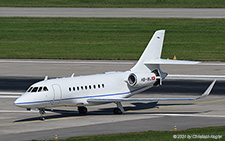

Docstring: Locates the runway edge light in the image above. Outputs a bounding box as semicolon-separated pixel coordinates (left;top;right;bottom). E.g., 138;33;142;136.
174;126;177;131
55;134;58;140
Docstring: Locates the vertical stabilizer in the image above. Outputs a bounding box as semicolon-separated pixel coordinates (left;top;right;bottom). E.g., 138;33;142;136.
131;30;165;72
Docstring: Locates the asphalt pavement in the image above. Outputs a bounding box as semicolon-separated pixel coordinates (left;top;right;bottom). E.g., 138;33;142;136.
0;60;225;140
1;7;225;18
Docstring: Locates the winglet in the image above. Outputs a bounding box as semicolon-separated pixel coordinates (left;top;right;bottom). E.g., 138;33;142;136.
196;79;216;100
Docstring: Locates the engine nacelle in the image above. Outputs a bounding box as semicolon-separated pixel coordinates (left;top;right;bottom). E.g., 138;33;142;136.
127;72;156;87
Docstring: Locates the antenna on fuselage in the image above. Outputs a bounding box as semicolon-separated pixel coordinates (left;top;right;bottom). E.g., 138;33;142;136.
44;76;48;81
71;73;75;77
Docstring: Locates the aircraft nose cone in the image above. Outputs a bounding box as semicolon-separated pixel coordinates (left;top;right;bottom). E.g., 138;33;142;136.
14;95;28;108
14;97;22;107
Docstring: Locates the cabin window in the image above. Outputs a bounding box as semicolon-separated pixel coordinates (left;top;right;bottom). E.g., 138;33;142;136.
31;87;38;92
68;83;105;92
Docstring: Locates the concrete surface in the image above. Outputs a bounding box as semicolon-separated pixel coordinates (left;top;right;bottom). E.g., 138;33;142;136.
1;8;225;18
0;60;225;140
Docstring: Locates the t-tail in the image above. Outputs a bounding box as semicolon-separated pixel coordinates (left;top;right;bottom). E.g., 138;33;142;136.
129;30;199;86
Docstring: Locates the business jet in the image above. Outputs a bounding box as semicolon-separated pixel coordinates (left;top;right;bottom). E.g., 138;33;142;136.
14;30;216;120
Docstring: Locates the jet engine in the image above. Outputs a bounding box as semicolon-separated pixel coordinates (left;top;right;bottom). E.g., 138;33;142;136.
127;72;156;87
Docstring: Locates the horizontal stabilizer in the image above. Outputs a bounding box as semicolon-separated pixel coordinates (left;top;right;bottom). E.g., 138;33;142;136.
144;59;200;65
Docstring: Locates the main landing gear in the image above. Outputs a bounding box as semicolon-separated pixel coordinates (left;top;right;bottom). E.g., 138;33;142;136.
113;102;124;114
78;106;87;115
39;108;46;121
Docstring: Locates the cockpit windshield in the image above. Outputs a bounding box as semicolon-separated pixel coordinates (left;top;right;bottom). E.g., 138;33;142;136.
27;87;33;92
27;86;49;93
31;87;38;92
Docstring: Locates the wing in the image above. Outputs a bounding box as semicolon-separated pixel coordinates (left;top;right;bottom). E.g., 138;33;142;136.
87;80;216;103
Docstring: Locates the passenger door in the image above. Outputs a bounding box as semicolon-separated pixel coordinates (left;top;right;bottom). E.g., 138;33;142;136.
52;84;62;105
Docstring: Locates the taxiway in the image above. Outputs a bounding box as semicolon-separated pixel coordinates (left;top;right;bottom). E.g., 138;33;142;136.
0;60;225;140
1;7;225;18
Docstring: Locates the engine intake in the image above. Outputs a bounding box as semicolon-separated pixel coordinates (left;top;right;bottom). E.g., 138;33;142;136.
127;72;156;87
128;73;137;87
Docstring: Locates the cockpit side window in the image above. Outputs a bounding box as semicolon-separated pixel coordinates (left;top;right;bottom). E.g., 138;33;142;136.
31;87;38;92
38;87;43;92
43;86;48;91
27;87;33;92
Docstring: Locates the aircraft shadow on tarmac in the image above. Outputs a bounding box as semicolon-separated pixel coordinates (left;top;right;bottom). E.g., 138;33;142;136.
13;102;204;122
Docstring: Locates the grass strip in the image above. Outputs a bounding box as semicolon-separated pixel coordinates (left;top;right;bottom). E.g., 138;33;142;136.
45;126;225;140
1;0;225;8
0;18;225;61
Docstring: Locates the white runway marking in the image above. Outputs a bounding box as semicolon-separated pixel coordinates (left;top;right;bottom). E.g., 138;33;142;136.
198;63;225;66
0;59;134;65
0;92;23;95
148;114;225;118
1;110;225;118
167;74;225;80
0;92;22;98
0;96;19;98
0;110;38;113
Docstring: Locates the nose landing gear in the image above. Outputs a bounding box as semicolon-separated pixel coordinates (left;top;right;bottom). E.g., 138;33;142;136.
39;108;46;121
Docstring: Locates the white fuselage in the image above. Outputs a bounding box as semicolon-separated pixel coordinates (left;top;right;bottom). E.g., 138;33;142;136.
14;71;156;109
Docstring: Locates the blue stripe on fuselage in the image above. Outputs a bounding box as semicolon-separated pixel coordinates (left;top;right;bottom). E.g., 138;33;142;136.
14;86;148;105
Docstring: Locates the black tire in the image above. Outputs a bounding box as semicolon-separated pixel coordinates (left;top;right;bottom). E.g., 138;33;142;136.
113;108;122;114
39;117;45;121
78;106;87;115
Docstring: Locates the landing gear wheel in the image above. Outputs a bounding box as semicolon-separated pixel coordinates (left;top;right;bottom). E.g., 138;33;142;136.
113;108;122;114
39;117;45;121
78;106;87;115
